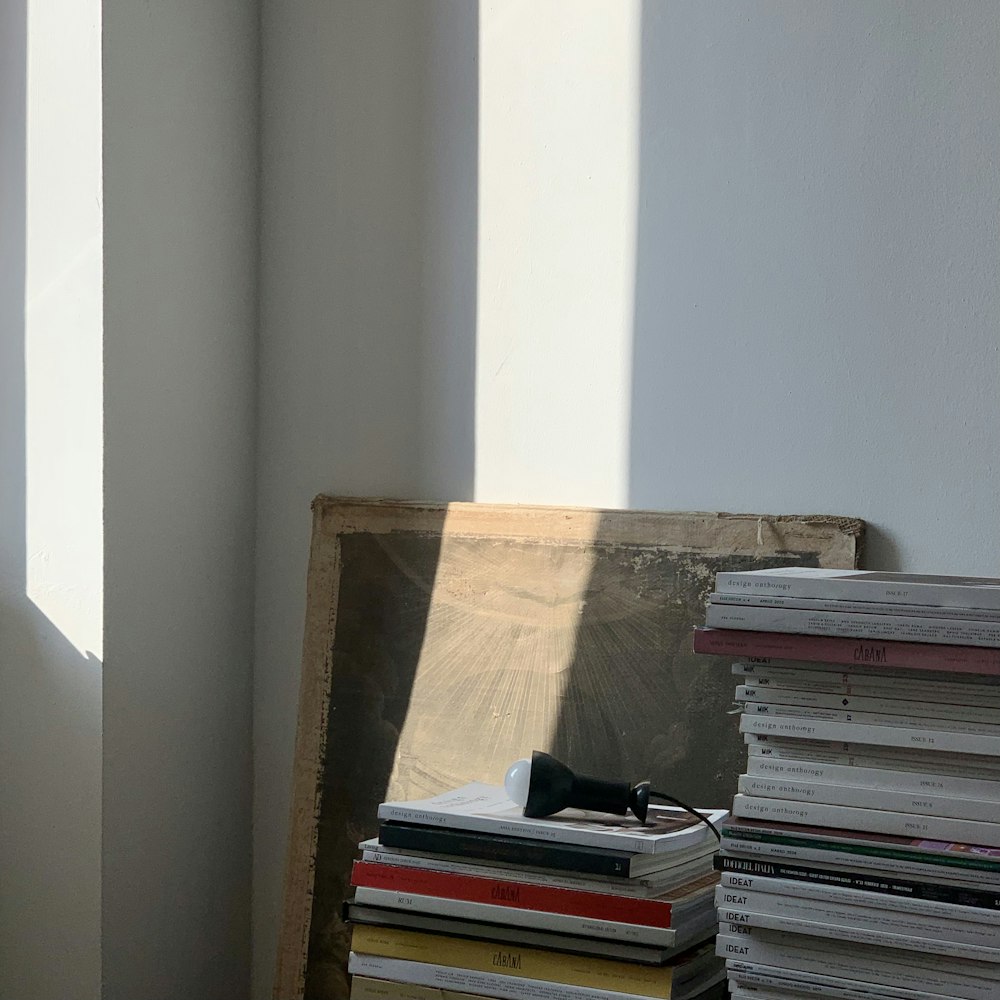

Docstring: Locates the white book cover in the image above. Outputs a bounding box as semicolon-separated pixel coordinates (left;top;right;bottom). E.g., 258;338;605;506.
726;961;945;1000
351;886;678;946
739;712;1000;756
732;793;1000;848
706;603;1000;647
743;701;1000;737
357;840;715;896
718;910;1000;963
718;838;1000;887
745;754;1000;799
736;684;1000;725
377;782;728;855
745;738;1000;778
718;872;1000;926
711;591;1000;622
715;931;997;1000
714;568;1000;612
737;773;1000;822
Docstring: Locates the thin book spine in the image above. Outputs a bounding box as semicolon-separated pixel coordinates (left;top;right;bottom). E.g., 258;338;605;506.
736;684;1000;725
742;700;1000;736
713;569;1000;611
719;837;1000;884
732;667;1000;707
719;827;1000;877
709;591;1000;622
348;975;484;1000
717;910;1000;963
717;869;1000;920
351;886;677;946
738;712;1000;755
744;755;1000;800
692;626;1000;674
350;860;678;926
705;603;1000;647
725;962;941;1000
349;923;677;995
732;793;1000;848
347;953;681;1000
377;822;645;878
343;901;690;966
714;931;996;1000
744;734;1000;774
358;845;713;895
732;658;1000;683
736;773;1000;821
718;886;1000;946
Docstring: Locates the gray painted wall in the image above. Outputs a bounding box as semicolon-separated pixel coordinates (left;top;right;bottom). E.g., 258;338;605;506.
102;2;258;998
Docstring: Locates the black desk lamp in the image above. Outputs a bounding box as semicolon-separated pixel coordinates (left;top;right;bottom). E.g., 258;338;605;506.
504;750;721;840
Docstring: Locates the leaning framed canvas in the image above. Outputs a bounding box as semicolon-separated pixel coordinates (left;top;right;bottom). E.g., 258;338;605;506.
274;497;863;999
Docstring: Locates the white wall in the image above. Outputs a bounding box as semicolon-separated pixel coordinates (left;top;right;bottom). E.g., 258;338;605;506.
2;2;259;993
475;0;1000;578
0;2;103;997
254;3;999;996
623;1;1000;574
255;4;478;993
102;2;258;998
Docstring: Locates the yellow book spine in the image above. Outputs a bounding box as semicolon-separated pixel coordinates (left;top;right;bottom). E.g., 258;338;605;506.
349;925;675;999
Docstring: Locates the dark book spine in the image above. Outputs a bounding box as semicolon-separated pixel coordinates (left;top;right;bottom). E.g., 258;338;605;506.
715;853;1000;910
377;822;636;878
720;825;1000;872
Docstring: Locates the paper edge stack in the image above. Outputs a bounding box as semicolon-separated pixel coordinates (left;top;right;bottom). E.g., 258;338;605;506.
342;781;732;1000
695;566;1000;1000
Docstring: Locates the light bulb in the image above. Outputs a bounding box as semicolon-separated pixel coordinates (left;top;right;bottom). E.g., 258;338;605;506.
503;757;532;807
503;750;653;823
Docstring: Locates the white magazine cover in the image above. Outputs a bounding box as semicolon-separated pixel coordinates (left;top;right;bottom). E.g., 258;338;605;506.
377;782;728;855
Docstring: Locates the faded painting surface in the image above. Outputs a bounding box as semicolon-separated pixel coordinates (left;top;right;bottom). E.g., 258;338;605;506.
279;500;863;999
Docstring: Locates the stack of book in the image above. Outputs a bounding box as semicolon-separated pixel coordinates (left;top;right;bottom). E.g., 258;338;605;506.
694;567;1000;1000
344;781;730;1000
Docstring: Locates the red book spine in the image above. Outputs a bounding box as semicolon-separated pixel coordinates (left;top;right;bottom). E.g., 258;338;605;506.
349;861;673;927
692;627;1000;675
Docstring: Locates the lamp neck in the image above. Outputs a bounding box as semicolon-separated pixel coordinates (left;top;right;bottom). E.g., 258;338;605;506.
568;773;631;816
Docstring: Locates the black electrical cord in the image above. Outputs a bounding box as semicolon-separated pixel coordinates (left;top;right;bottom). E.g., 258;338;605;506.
649;789;721;842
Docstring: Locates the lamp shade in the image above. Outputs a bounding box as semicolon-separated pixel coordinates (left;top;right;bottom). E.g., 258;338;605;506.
504;750;650;823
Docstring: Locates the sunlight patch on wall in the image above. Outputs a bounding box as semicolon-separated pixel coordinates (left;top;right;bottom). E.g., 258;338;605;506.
475;0;640;508
24;0;103;659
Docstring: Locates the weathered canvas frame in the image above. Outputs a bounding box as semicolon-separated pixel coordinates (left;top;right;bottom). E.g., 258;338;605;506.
274;497;863;999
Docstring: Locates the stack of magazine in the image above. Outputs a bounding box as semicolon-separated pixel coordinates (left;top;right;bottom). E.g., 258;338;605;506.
344;781;730;1000
694;567;1000;1000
